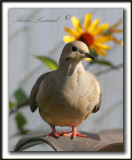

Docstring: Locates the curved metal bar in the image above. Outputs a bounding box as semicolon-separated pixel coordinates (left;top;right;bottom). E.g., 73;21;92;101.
14;129;123;151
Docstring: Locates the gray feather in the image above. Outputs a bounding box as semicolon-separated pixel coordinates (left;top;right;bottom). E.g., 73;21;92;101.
29;72;51;112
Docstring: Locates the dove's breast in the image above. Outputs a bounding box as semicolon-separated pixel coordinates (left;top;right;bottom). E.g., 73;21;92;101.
36;69;101;127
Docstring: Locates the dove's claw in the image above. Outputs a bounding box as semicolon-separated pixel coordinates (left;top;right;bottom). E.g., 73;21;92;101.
45;125;68;138
70;126;87;139
45;126;87;138
45;131;68;138
44;133;52;137
44;132;59;138
44;125;60;138
76;133;87;137
57;131;67;135
59;127;87;138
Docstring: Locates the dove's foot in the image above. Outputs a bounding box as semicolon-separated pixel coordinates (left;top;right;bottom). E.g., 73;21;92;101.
44;125;67;138
63;126;87;139
45;132;59;138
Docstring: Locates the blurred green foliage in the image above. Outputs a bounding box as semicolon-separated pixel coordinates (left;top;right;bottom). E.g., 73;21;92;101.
14;88;29;106
9;100;15;109
89;48;98;58
103;29;111;35
15;112;29;134
34;55;59;70
15;112;26;130
91;59;115;67
9;88;29;135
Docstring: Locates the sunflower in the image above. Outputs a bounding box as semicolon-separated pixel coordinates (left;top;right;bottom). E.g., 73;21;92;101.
63;13;114;60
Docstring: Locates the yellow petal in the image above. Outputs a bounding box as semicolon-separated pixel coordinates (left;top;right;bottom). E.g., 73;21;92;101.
93;23;109;36
121;40;123;46
110;19;122;30
64;27;80;37
112;37;122;44
90;45;106;56
63;35;76;43
112;29;123;33
95;35;114;43
84;13;92;32
88;19;100;34
96;49;106;56
94;41;110;50
71;16;83;33
91;45;106;56
85;58;92;61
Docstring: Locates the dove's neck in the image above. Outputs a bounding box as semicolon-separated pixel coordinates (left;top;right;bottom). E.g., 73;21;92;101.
58;62;85;77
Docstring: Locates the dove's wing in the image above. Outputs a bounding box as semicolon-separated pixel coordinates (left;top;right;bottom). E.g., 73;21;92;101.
29;71;52;112
92;91;102;113
87;72;102;113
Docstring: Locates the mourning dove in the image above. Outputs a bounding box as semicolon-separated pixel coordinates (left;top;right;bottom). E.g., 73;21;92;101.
29;41;102;138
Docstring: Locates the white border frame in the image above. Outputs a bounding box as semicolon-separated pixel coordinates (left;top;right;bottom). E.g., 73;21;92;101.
2;2;131;159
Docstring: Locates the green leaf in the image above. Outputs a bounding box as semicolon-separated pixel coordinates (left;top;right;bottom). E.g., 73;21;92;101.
91;59;115;67
14;88;28;106
15;112;26;130
21;129;29;134
9;100;15;109
89;48;98;58
103;29;111;35
34;55;59;70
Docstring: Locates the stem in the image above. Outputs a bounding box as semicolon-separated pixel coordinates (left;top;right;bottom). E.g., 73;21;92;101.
95;63;123;76
9;100;29;116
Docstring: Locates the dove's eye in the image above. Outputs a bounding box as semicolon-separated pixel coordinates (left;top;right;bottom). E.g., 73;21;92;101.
72;46;78;52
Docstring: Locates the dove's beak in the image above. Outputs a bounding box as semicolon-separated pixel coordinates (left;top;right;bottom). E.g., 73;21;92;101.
85;52;96;60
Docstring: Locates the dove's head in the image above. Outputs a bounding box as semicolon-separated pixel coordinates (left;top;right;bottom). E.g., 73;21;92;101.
59;41;95;66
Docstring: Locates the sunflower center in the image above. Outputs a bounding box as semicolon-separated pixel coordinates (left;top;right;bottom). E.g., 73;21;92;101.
79;32;94;46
